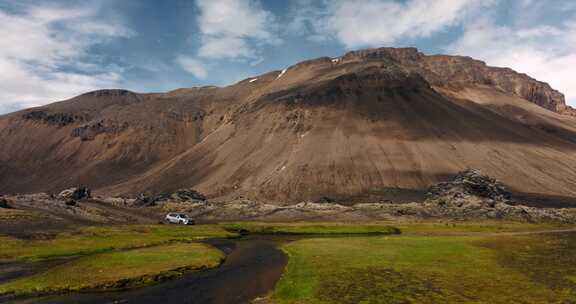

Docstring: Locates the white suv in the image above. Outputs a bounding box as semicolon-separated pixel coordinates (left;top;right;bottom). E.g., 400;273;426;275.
165;213;194;225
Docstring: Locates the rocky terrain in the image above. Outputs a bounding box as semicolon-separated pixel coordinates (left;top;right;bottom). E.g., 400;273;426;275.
1;47;576;203
1;171;574;227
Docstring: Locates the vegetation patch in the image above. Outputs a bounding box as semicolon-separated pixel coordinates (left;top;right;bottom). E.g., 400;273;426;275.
222;222;401;235
0;224;235;262
316;268;446;304
0;209;46;221
392;221;570;236
478;232;576;298
272;231;576;303
0;242;223;296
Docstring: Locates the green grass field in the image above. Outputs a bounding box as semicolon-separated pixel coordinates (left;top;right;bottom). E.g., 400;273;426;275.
272;230;576;303
2;222;575;300
0;224;235;262
0;242;223;295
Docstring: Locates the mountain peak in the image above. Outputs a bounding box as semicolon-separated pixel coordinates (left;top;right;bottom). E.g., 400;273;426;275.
2;47;576;202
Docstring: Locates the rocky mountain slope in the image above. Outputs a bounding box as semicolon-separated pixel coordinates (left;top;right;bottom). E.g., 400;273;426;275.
1;47;576;202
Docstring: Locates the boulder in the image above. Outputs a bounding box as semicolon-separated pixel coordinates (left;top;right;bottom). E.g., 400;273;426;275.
58;186;91;200
0;198;11;208
133;193;157;207
427;169;510;202
423;169;575;223
171;189;207;202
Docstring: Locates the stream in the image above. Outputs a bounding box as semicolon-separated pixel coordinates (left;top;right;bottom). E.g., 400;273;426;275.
5;236;291;304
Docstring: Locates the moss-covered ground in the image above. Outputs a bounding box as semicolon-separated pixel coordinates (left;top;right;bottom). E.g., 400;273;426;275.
2;221;575;301
0;224;234;262
272;224;576;303
0;224;235;296
0;242;223;296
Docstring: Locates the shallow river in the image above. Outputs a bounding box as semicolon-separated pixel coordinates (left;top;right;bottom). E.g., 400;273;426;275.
6;236;290;304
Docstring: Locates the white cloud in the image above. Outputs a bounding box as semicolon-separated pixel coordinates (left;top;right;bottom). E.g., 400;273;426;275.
195;0;277;60
0;3;132;114
293;0;492;49
176;0;278;79
176;55;208;79
198;36;255;60
448;18;576;106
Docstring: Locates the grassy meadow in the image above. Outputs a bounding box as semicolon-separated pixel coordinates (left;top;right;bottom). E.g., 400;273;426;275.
0;224;234;262
272;225;576;303
0;243;223;295
0;224;235;296
1;221;575;301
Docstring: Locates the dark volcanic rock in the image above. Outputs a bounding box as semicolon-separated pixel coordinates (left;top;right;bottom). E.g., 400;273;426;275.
133;193;157;207
65;199;78;207
171;189;207;202
58;186;91;200
133;189;207;207
82;89;136;97
71;120;128;141
423;170;574;223
427;169;511;202
23;110;84;127
0;198;11;208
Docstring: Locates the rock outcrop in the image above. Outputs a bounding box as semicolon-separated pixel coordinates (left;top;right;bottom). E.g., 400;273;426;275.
71;120;129;141
427;169;511;203
58;186;91;200
133;189;207;207
423;170;574;223
0;198;11;208
343;47;572;115
22;110;84;127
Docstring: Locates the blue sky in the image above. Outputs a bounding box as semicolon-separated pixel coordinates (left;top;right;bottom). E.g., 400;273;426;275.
1;0;576;114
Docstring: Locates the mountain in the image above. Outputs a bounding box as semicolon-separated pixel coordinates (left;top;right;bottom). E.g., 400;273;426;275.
2;47;576;202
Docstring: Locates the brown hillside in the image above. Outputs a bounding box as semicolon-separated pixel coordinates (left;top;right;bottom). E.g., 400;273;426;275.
1;47;576;202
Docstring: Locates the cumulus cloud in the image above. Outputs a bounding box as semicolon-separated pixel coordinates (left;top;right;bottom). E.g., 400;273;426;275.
292;0;492;48
0;3;132;114
448;18;576;106
195;0;277;60
177;0;278;78
176;55;208;79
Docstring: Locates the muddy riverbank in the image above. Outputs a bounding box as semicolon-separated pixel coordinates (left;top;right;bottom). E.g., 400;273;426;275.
5;236;290;304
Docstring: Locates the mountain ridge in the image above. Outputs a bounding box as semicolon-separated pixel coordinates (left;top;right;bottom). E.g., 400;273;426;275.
2;47;576;202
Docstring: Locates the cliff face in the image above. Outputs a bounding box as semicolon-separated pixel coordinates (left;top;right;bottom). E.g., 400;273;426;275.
1;47;576;202
341;47;572;115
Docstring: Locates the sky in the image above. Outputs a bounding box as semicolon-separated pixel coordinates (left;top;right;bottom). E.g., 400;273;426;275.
1;0;575;114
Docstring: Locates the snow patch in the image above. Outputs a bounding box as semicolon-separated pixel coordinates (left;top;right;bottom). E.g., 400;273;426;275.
276;69;287;79
249;78;258;83
331;57;340;63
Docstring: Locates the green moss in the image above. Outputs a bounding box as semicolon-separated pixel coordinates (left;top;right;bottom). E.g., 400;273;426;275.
0;224;235;262
394;221;570;236
0;242;223;296
478;232;576;298
273;232;576;303
222;222;401;235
